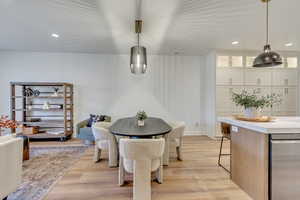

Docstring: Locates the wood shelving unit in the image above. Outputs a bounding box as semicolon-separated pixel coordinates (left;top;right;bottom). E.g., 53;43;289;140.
10;82;74;141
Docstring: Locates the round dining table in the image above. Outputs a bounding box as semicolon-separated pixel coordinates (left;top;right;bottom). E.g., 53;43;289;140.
109;117;172;138
110;117;172;166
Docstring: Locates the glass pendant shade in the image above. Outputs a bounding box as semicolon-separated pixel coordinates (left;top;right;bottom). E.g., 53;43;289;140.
130;46;147;74
253;44;282;67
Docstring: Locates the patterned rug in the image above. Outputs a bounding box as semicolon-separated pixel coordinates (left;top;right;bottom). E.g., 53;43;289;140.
8;145;88;200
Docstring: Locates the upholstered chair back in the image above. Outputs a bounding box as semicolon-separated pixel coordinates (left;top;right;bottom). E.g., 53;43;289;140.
92;122;112;141
0;135;23;199
168;121;186;138
119;138;165;161
119;138;165;200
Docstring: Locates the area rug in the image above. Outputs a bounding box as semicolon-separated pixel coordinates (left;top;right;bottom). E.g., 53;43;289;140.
8;145;88;200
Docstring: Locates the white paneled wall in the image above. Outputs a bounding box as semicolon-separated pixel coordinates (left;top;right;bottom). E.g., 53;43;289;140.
0;52;204;135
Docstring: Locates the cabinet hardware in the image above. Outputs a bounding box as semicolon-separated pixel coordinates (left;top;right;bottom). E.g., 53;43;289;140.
257;78;261;85
229;78;232;85
285;79;289;86
284;88;289;95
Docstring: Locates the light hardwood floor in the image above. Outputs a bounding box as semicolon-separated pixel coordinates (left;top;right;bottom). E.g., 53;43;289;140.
44;136;252;200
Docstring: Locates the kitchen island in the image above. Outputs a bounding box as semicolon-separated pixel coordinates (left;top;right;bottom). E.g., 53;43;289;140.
218;117;300;200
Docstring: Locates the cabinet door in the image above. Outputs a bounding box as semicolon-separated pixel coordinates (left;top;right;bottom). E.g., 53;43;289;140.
272;87;297;114
216;68;243;85
272;70;298;86
284;87;297;112
216;86;234;112
244;69;272;86
232;87;243;114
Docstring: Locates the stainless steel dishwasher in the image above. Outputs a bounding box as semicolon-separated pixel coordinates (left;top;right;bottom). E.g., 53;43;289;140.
271;134;300;200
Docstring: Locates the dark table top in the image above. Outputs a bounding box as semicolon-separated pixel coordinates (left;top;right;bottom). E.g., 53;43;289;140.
109;117;172;137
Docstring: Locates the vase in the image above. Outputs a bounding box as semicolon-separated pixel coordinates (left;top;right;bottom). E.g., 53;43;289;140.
244;107;260;118
138;120;145;127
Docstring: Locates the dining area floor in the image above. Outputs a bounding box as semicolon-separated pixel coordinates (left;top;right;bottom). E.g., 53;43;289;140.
44;136;252;200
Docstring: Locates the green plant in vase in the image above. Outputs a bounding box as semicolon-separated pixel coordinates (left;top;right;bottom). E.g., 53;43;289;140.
232;90;282;118
136;110;147;126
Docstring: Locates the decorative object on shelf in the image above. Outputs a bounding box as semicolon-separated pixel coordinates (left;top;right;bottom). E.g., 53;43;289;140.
27;100;33;110
24;88;34;97
253;0;282;67
130;1;147;74
33;89;40;96
232;89;282;118
0;115;18;135
52;87;60;97
22;126;39;135
42;101;50;110
23;88;40;97
136;110;147;126
29;118;41;122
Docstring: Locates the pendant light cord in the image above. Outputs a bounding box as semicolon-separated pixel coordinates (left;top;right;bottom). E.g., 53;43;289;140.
266;0;269;45
137;33;140;48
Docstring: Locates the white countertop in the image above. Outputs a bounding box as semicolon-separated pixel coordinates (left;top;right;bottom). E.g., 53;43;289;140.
218;116;300;134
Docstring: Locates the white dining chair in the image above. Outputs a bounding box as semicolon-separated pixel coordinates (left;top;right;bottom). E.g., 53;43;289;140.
92;122;118;167
119;138;165;200
163;121;186;165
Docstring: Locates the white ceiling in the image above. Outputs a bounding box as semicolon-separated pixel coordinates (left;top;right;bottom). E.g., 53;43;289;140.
0;0;299;55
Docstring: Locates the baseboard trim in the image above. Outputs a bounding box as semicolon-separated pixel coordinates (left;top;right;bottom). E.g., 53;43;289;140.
184;131;206;136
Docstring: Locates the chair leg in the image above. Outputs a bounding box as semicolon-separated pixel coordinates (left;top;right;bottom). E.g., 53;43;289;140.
176;146;183;161
156;158;163;184
94;145;101;163
163;135;169;166
108;137;118;168
218;136;231;174
218;136;224;166
134;160;151;200
119;157;125;186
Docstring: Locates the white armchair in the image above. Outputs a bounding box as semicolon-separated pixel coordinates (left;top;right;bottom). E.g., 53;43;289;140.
163;121;186;165
0;135;23;200
119;138;165;200
92;122;118;167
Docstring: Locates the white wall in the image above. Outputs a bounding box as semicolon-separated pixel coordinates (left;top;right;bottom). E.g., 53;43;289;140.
0;51;205;135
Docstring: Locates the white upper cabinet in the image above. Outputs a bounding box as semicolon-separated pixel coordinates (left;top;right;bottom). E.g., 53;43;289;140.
246;56;255;68
272;70;298;86
286;57;298;68
272;87;297;114
217;56;230;67
217;55;243;68
231;56;243;67
244;70;272;86
216;68;243;85
216;86;234;112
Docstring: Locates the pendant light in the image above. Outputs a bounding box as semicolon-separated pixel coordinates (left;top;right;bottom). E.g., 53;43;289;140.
253;0;282;68
130;20;147;74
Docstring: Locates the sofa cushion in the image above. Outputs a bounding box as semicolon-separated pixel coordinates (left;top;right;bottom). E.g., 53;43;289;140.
87;114;109;127
77;127;94;141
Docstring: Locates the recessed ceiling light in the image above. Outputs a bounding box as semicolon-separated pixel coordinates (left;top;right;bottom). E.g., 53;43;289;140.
285;43;293;47
51;33;60;38
232;41;239;45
